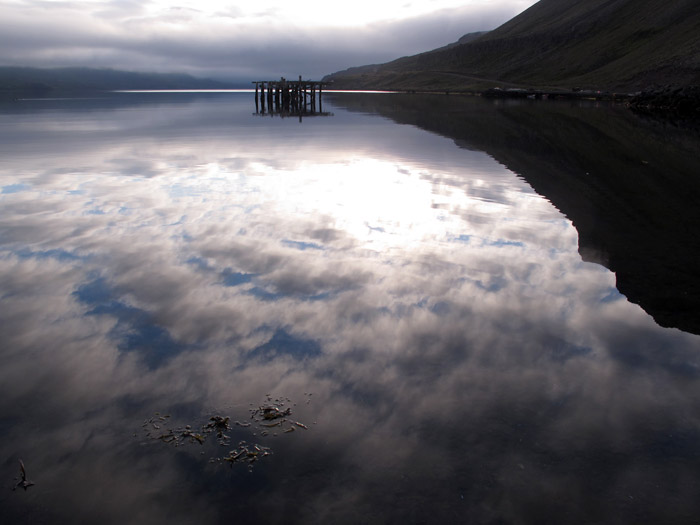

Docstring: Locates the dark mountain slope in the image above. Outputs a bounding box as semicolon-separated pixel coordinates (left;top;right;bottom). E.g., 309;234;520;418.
325;0;700;91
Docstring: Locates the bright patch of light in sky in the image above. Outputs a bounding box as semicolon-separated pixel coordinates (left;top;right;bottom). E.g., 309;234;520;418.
143;0;530;27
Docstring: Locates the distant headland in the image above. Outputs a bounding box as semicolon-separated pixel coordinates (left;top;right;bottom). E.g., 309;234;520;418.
0;67;242;98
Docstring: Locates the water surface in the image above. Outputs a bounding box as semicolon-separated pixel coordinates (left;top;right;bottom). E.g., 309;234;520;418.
1;92;699;524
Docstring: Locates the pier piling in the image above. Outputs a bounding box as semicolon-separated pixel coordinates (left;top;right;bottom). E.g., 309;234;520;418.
253;77;331;120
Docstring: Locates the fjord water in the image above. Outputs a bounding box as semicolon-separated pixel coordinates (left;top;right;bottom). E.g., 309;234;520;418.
1;92;699;524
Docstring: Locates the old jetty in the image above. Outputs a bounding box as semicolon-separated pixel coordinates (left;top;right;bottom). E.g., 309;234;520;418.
253;76;332;120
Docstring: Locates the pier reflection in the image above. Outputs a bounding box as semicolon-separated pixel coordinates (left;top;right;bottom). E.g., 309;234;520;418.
254;76;333;121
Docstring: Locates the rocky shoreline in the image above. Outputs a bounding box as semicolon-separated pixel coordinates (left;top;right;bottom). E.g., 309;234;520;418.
628;85;700;116
481;87;630;101
477;84;700;118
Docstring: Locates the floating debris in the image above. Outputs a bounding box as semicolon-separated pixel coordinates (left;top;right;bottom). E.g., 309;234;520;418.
203;416;232;445
181;428;206;445
219;441;272;471
140;395;310;470
143;416;210;446
206;416;230;432
258;405;291;421
248;397;311;435
13;459;34;491
250;397;294;425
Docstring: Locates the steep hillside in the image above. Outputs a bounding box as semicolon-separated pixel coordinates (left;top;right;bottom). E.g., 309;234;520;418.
325;0;700;91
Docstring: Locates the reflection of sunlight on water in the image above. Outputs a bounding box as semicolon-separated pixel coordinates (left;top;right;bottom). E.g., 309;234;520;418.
254;158;442;247
171;154;564;259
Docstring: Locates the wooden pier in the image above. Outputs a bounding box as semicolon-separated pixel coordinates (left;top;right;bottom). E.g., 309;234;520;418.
253;76;332;120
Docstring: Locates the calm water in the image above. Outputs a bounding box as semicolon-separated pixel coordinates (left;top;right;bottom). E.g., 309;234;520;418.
1;92;699;524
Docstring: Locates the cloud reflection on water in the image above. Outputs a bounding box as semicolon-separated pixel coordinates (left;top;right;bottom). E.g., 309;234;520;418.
1;94;699;524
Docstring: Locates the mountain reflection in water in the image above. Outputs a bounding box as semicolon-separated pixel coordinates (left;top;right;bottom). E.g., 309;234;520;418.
328;93;700;336
1;92;699;524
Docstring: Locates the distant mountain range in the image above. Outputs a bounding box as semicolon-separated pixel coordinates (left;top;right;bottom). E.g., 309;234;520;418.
324;0;700;91
0;67;241;96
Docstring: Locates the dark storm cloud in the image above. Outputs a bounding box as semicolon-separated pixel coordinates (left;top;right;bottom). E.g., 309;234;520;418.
0;1;535;80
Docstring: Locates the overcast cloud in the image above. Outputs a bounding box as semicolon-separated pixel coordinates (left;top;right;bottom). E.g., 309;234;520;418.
0;0;537;81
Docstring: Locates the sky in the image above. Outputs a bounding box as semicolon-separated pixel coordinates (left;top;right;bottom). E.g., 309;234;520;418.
0;0;538;82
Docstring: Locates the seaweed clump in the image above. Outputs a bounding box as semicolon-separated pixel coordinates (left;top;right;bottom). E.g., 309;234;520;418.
139;394;311;471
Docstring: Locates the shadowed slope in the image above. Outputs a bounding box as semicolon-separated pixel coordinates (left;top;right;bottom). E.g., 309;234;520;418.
325;0;700;91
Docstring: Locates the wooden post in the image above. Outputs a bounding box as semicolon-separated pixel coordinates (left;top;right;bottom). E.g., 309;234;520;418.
298;76;303;110
254;77;329;118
